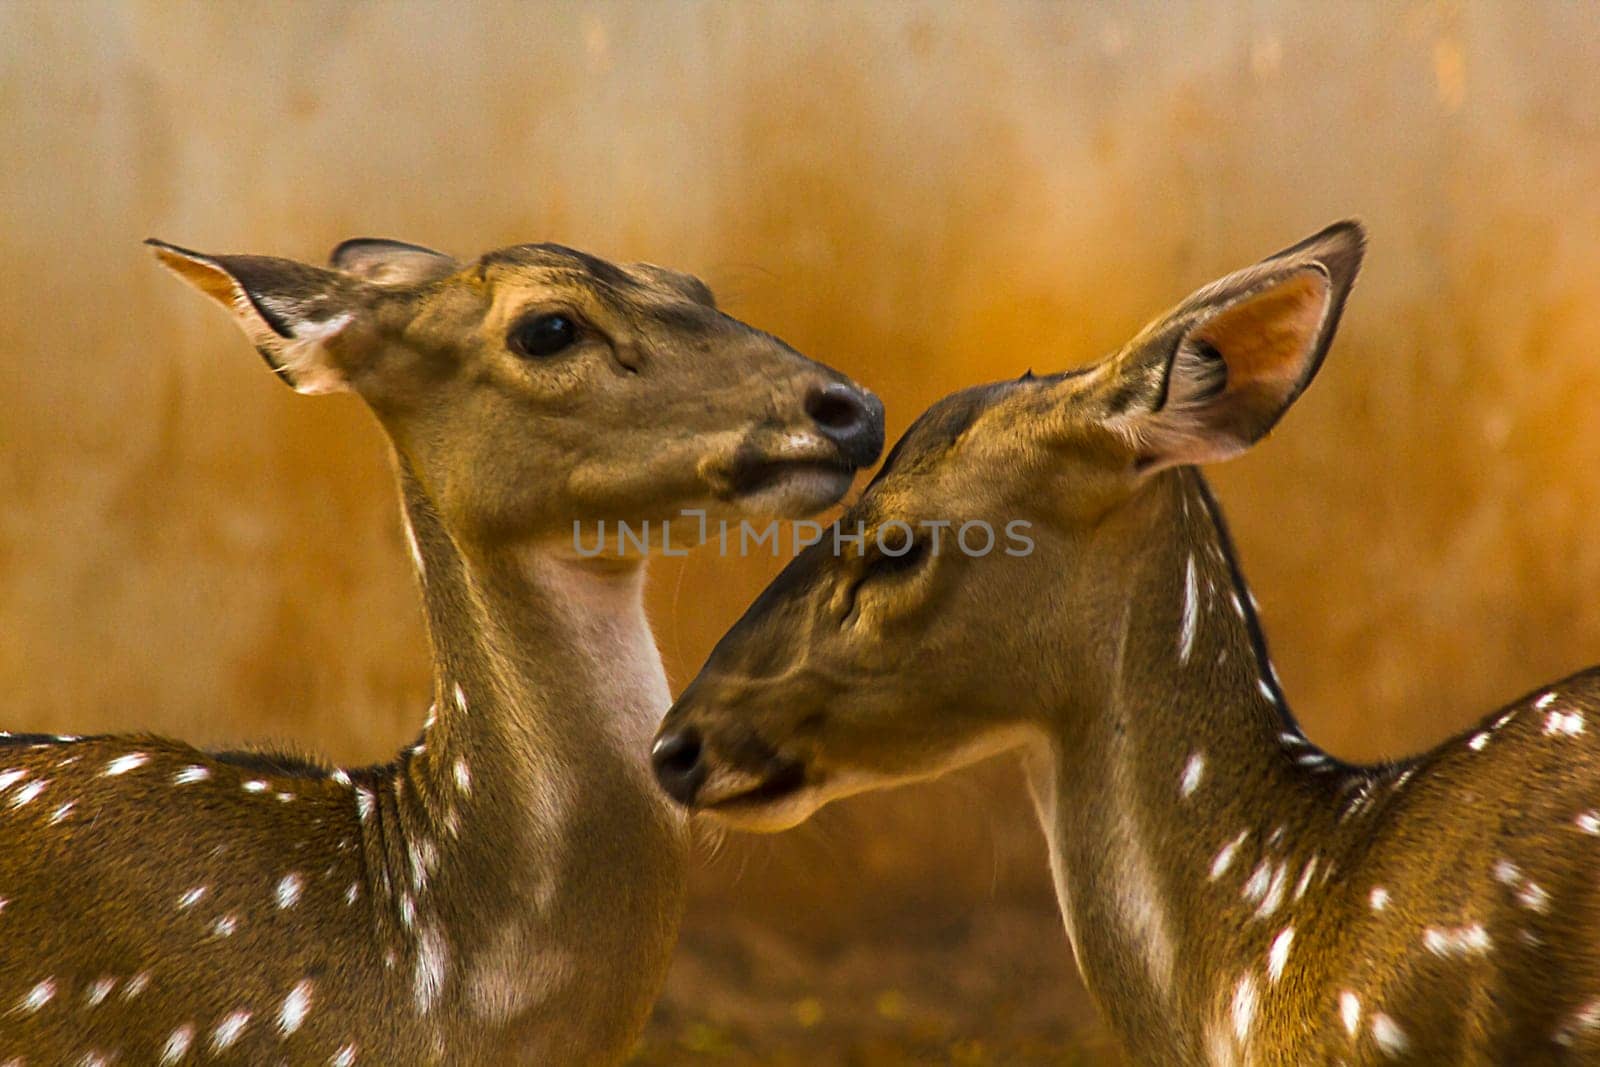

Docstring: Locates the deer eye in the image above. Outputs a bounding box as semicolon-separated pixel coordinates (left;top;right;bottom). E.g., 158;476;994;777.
867;536;929;578
508;313;579;358
842;537;929;620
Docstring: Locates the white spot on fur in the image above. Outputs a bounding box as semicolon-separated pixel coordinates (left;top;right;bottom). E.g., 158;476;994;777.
16;979;53;1013
1179;555;1199;663
1494;859;1522;885
9;780;46;807
1555;999;1600;1046
213;915;238;938
1210;830;1250;880
1578;810;1600;834
345;882;360;906
159;1024;193;1064
85;978;115;1006
1545;710;1585;737
356;788;374;821
174;765;209;785
330;1044;357;1066
243;779;269;793
453;682;469;714
1231;974;1257;1042
1372;1013;1408;1056
1468;732;1489;751
1536;691;1558;710
1255;864;1289;918
1293;857;1319;901
276;873;303;909
211;1010;250;1051
279;979;313;1035
103;753;147;776
124;972;149;999
1243;860;1272;904
1517;882;1550;913
1423;923;1491;957
177;886;207;910
1340;991;1361;1036
1342;779;1376;820
1180;753;1205;799
1256;678;1274;702
0;769;25;792
414;926;448;1014
331;768;352;788
453;759;472;796
1369;886;1389;911
1267;928;1294;982
408;840;433;891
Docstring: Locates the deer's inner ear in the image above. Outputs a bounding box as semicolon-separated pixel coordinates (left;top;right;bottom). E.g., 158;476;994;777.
1054;220;1365;473
1147;266;1333;461
1187;270;1330;400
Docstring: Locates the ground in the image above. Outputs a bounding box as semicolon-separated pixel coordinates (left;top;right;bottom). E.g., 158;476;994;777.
633;903;1122;1066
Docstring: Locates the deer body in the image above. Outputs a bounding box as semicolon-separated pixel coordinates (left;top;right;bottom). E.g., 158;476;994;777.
0;522;676;1064
0;237;882;1063
656;222;1600;1063
1023;469;1600;1064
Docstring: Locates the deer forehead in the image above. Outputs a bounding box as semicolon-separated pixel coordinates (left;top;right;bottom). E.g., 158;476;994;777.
475;248;712;320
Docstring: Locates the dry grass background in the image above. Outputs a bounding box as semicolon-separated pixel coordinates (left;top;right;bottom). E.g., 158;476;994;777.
3;3;1600;1062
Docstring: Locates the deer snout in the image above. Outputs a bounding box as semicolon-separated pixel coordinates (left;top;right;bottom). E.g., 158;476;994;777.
804;381;885;469
651;725;707;807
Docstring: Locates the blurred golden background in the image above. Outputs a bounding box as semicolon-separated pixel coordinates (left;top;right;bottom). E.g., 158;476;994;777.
4;3;1599;1063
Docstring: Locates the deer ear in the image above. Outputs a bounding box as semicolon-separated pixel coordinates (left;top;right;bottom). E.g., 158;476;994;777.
329;238;457;285
148;239;376;395
1098;220;1365;471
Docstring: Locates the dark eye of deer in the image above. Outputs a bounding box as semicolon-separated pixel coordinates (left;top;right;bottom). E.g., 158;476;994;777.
871;536;929;578
508;314;578;358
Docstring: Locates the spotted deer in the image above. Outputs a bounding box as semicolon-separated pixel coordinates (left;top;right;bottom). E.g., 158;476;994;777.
0;237;882;1065
654;221;1600;1064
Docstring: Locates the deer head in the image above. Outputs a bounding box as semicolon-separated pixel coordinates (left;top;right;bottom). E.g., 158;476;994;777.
652;221;1364;830
149;237;884;547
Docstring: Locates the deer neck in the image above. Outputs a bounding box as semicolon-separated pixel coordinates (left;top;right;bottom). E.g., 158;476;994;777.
381;458;687;1048
1026;468;1342;1063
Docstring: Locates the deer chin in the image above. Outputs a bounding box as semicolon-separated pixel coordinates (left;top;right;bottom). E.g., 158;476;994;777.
702;429;863;518
693;758;824;832
727;458;857;517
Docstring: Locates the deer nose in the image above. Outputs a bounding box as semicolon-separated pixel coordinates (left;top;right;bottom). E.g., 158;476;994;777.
651;726;707;807
805;382;885;468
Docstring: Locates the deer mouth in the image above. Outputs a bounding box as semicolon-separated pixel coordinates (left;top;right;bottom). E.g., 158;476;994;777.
701;758;808;811
709;422;874;516
690;757;818;832
730;455;855;497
